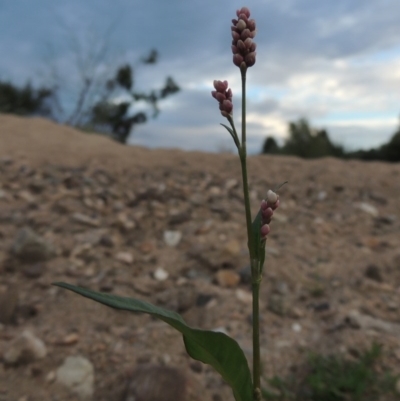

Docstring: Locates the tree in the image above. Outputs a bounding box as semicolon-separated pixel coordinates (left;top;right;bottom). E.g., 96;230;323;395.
261;118;344;159
262;136;280;154
88;59;180;143
0;80;54;117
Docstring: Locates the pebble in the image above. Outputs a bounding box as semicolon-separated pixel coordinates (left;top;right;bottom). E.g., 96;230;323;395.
235;289;252;304
56;355;94;400
292;323;302;332
60;333;80;345
124;365;186;401
71;212;100;227
364;264;383;282
356;202;379;217
0;285;19;324
154;267;169;281
22;263;45;278
268;294;290;317
215;270;241;288
163;230;182;247
223;239;241;257
11;227;54;263
3;330;47;365
115;252;134;265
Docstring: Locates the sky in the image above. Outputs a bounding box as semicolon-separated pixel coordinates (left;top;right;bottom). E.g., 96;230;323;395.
1;0;400;154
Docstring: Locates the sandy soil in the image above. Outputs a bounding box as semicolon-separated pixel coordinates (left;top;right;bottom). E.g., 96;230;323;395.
1;114;400;401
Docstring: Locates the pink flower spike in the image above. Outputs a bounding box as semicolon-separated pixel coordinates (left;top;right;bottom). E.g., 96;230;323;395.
211;80;233;118
231;7;256;68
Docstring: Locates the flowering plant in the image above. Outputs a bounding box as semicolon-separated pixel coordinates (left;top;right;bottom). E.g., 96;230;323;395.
54;7;284;401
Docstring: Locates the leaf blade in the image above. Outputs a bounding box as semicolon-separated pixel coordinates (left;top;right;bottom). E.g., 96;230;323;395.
53;282;253;401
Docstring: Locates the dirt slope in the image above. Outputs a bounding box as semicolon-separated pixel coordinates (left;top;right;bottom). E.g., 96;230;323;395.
1;114;400;401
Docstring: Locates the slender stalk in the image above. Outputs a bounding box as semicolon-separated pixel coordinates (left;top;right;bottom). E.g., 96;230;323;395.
239;68;254;260
252;278;261;397
238;66;261;400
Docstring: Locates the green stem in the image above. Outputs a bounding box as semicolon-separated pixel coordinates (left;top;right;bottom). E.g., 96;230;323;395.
238;66;261;400
239;68;254;260
252;278;261;397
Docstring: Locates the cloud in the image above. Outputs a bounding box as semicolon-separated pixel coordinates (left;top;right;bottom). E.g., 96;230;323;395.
0;0;399;153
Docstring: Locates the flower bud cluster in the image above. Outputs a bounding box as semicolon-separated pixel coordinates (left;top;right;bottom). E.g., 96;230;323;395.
231;7;256;68
211;80;233;118
260;190;279;240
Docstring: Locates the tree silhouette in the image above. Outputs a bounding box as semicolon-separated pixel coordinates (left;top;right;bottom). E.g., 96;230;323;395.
262;118;344;159
0;80;54;117
89;59;180;143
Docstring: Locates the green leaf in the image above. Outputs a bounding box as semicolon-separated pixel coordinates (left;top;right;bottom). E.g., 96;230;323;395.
221;123;240;149
251;208;266;273
53;282;253;401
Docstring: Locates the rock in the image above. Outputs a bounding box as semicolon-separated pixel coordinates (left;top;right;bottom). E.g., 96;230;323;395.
223;239;241;257
153;267;169;281
239;266;252;284
139;241;155;254
115;213;136;232
59;333;79;345
0;284;19;324
292;323;302;332
163;230;182;247
71;213;100;227
56;355;94;400
3;330;47;365
168;209;191;225
115;252;134;265
346;310;400;335
235;289;252;304
356;202;379;217
224;178;238;191
11;227;54;263
156;287;197;313
215;270;241;288
364;264;383;282
22;263;45;278
123;365;186;401
196;294;213;307
268;294;290;316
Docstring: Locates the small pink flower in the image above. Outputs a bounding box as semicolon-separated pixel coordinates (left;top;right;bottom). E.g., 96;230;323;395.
231;7;257;69
211;80;233;117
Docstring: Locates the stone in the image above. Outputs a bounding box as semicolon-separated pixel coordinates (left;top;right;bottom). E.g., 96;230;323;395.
153;267;169;281
11;227;54;263
235;289;252;304
115;252;134;265
364;264;383;282
356;202;379;217
56;355;94;400
239;266;252;284
163;230;182;247
223;239;241;257
215;270;241;288
115;213;136;232
3;330;47;365
268;294;290;316
0;284;19;324
22;263;45;278
71;213;100;227
123;365;186;401
346;310;400;335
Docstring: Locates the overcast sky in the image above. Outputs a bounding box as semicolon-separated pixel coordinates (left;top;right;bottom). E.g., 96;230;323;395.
1;0;400;154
